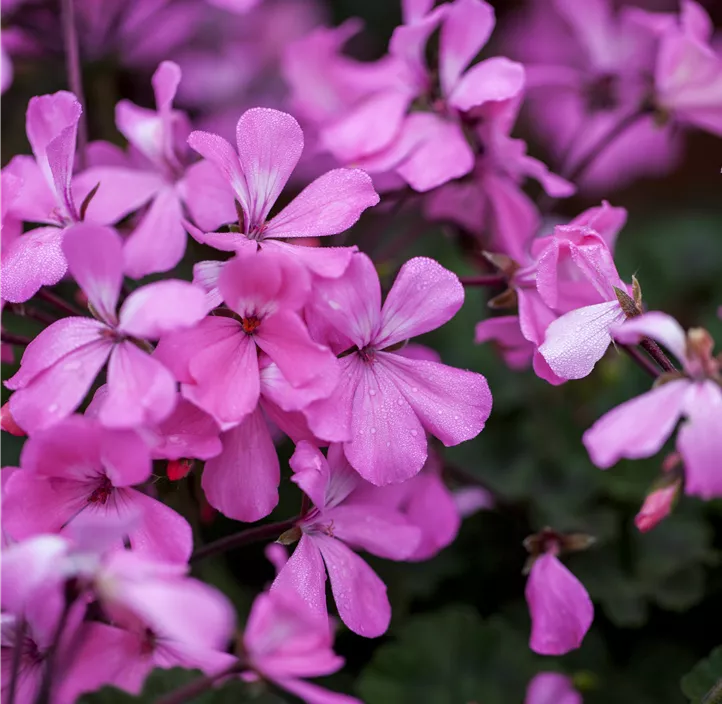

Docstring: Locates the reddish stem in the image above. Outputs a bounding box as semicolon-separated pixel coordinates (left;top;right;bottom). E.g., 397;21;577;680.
459;274;506;287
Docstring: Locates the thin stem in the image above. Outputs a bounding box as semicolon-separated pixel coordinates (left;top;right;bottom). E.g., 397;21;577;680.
459;274;506;287
35;595;74;704
639;337;676;374
7;618;27;704
2;332;33;347
619;343;660;378
36;288;85;317
8;304;57;326
60;0;88;169
190;516;300;564
154;662;244;704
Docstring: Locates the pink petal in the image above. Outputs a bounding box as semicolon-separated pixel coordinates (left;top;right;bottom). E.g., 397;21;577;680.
439;0;495;96
271;533;328;623
525;672;581;704
568;200;627;251
380;352;492;447
275;678;362;704
475;316;534;370
100;342;177;428
526;553;593;656
539;301;625;380
323;504;420;560
202;408;279;521
1;225;68;303
315;534;391;637
26;91;82;219
192;259;224;311
402;0;435;22
2;155;60;226
389;8;447;88
62;223;123;323
265;168;378;239
583;380;690;468
679;381;722;499
611;311;687;368
377;256;464;348
289;441;331;511
235;107;304;228
187;130;246;206
118;280;208;339
123;488;193;563
123;187;186;278
181;159;237;232
449;57;525;112
153;60;182;113
115;101;165;167
265;240;356;279
8;337;112;433
151;398;222;461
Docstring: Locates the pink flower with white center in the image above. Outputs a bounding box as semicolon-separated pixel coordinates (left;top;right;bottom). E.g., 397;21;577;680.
1;415;193;563
272;441;421;637
81;61;236;279
0;91;158;303
5;223;208;432
583;312;722;500
243;587;361;704
525;672;582;704
525;551;593;656
305;253;492;485
185;107;379;278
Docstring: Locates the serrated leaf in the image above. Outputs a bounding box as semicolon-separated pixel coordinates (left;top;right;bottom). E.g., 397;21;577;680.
681;647;722;703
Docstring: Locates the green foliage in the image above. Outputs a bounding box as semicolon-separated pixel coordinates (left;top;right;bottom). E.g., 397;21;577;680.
681;648;722;704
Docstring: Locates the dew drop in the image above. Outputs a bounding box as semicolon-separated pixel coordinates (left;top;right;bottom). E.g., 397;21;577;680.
370;428;377;434
386;441;391;447
411;387;419;393
369;389;376;396
397;399;404;406
411;429;418;437
48;403;59;413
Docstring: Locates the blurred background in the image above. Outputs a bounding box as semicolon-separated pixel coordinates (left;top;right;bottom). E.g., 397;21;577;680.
2;0;721;702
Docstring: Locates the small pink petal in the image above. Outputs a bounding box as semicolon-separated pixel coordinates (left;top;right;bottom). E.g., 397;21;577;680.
611;311;687;368
525;672;581;704
289;441;331;511
449;57;525;112
181;159;237;232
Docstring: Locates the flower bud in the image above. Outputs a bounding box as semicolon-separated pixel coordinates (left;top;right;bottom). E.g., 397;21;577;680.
167;458;194;481
635;479;681;533
1;402;25;436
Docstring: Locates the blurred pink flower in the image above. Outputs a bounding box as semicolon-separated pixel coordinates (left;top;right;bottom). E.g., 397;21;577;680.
635;478;681;532
525;672;582;704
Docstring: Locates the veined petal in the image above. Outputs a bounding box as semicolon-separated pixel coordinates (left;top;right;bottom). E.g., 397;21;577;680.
449;57;525;112
181;159;238;232
266;240;356;279
289;441;332;511
187;130;247;207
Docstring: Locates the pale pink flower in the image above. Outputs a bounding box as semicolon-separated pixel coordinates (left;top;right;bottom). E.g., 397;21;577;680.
2;415;193;563
243;587;361;704
526;552;593;656
305;253;492;485
186;107;379;278
635;479;681;532
584;312;722;499
5;223;208;432
272;442;421;637
525;672;582;704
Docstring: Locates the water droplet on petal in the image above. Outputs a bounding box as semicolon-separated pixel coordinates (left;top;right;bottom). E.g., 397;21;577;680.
370;428;377;434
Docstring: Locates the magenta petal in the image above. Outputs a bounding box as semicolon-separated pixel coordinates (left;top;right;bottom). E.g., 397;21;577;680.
526;554;593;656
611;311;687;367
525;672;581;704
181;159;237;232
276;678;362;704
235;108;305;227
265;168;379;239
380;353;492;447
100;342;177;428
377;257;463;348
315;534;391;638
1;226;67;303
118;280;208;339
123;488;193;563
583;380;689;468
539;301;625;380
266;240;356;279
152;398;222;461
679;381;722;499
449;57;525;111
202;408;280;521
289;441;331;511
187;130;246;206
272;533;328;622
475;316;534;370
62;223;123;323
192;260;224;311
123;187;186;278
2;155;59;227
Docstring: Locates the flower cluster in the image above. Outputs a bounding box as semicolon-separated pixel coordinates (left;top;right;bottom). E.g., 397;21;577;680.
2;0;721;701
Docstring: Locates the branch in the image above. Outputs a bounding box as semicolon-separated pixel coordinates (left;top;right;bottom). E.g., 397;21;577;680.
459;274;506;287
619;343;661;378
36;289;85;317
2;332;33;347
60;0;88;170
154;662;244;704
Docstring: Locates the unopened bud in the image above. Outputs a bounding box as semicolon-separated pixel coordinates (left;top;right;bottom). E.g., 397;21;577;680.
482;251;519;277
635;479;681;532
1;402;25;436
277;525;302;546
167;458;194;481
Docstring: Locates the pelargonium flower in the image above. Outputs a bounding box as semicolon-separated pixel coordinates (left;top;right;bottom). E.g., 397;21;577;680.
1;92;156;302
185;107;379;278
583;312;722;499
243;586;361;704
525;551;593;656
525;672;582;704
83;61;236;278
2;415;193;563
305;253;492;485
5;223;208;432
272;441;421;637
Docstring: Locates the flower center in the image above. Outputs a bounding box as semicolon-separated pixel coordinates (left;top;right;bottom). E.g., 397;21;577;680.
88;475;113;505
241;316;261;335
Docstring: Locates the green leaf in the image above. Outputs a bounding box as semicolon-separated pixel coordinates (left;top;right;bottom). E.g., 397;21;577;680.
356;605;536;704
681;647;722;703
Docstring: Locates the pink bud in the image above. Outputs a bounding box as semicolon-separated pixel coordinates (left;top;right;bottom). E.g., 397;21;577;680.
1;402;25;436
167;458;194;481
634;480;680;532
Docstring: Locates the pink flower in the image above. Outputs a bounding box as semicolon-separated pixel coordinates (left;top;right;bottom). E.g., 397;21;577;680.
243;587;361;704
305;253;492;485
635;479;681;532
186;107;379;278
525;672;582;704
583;312;722;499
2;415;193;563
272;441;421;637
83;61;236;278
525;552;593;656
5;223;208;432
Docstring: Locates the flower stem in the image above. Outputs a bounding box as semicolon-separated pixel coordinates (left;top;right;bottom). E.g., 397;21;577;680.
619;343;660;378
190;516;300;564
459;274;506;287
154;662;244;704
2;332;33;347
8;304;58;326
36;288;85;317
35;593;74;704
639;337;676;373
60;0;88;169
